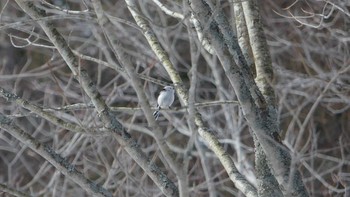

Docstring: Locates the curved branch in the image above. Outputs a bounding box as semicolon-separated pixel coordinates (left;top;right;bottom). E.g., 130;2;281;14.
13;1;178;196
125;0;257;196
190;0;309;196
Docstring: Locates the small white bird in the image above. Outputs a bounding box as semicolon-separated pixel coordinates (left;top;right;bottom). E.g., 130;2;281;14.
153;86;175;120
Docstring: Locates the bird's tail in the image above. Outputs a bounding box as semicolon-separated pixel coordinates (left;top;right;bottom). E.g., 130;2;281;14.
153;105;160;120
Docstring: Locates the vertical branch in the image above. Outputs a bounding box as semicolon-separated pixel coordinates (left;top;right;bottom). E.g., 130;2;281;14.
13;1;178;196
252;133;283;197
190;0;309;196
183;14;201;196
90;0;186;195
241;0;275;106
232;1;255;77
125;0;258;196
202;0;267;110
232;1;282;196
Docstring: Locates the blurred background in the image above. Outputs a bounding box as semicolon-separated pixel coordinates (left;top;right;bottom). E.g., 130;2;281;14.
0;0;349;196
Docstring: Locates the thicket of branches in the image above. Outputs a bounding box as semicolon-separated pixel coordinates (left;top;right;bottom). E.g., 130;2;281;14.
0;0;349;197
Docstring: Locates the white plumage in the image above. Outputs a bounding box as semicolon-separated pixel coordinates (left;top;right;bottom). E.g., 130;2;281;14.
153;86;175;120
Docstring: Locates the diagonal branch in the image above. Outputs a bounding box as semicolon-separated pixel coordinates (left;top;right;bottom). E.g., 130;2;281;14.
13;1;178;196
0;183;32;197
125;0;257;196
190;0;309;196
90;0;186;195
232;1;282;196
0;113;112;197
0;87;101;135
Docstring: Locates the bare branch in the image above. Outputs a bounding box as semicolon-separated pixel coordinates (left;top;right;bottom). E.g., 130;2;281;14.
0;113;112;197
